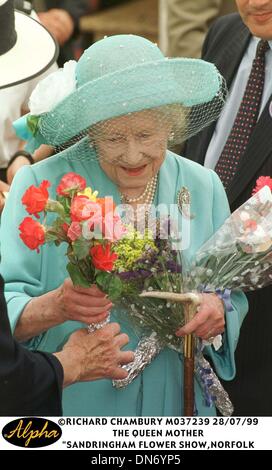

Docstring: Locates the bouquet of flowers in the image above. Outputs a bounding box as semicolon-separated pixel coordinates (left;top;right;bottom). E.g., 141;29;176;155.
18;174;187;338
19;172;272;416
107;184;272;415
19;172;128;306
184;184;272;293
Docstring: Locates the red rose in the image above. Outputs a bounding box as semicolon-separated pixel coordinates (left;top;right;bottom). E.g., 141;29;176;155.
22;180;50;218
252;176;272;195
56;172;86;197
90;243;118;271
70;196;102;223
19;217;45;252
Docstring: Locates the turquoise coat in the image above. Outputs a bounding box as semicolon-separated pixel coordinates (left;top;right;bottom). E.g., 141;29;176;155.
0;139;248;416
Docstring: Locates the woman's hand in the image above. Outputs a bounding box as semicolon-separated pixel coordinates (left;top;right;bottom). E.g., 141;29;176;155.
33;144;54;163
176;293;225;340
0;192;6;213
6;155;31;185
55;278;113;325
15;279;113;342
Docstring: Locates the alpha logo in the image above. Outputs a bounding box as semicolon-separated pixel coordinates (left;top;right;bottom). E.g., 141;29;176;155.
2;417;62;448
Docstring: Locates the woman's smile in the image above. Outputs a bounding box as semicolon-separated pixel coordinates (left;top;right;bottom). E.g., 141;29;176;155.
120;164;148;176
95;110;170;190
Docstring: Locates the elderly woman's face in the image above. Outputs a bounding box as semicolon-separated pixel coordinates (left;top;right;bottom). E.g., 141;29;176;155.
92;110;170;189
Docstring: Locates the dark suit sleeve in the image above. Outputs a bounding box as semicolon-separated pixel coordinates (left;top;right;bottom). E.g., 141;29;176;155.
201;13;240;60
0;276;63;416
201;13;237;58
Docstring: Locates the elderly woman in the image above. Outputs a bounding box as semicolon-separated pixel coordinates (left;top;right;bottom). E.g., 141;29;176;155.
0;35;248;416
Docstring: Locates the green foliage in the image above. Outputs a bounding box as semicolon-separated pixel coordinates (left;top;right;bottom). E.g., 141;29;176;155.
45;231;59;243
66;262;90;288
114;228;157;271
96;271;123;300
57;195;72;213
27;115;40;136
72;238;91;260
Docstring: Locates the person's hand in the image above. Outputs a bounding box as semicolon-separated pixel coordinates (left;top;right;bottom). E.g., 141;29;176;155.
0;180;10;213
6;155;31;185
38;9;74;45
33;144;54;163
176;293;225;340
55;278;113;325
55;323;134;386
0;192;5;213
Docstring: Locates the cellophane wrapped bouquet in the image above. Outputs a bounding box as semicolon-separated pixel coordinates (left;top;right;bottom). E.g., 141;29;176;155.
184;184;272;293
108;184;272;415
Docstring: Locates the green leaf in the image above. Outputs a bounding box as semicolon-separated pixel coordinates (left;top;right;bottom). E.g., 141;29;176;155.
49;219;63;232
72;238;90;260
27;115;40;136
45;232;59;243
95;271;111;290
66;262;90;288
46;200;65;218
108;276;123;301
95;271;123;300
57;195;72;215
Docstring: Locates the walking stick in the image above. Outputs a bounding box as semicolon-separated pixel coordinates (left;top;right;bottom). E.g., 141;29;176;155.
140;291;200;416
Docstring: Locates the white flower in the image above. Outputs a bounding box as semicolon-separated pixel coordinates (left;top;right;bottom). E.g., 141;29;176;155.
239;210;250;221
29;60;77;115
256;186;272;204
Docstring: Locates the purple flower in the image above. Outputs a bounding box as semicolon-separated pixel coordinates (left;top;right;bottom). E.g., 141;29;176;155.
118;270;152;281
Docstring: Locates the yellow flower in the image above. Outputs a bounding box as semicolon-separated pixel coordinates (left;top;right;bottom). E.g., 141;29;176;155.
78;187;99;201
114;228;157;271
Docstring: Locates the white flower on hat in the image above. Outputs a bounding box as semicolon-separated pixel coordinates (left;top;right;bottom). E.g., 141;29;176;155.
29;60;77;115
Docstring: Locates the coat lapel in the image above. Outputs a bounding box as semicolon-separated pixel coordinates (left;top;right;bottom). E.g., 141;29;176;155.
227;99;272;205
189;21;251;166
214;22;250;86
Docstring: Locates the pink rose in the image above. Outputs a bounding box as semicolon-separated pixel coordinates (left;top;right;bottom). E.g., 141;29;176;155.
70;196;102;222
252;176;272;195
67;222;82;241
56;172;86;197
103;212;128;241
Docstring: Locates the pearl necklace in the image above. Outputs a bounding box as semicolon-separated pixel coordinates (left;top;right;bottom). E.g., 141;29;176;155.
120;175;158;205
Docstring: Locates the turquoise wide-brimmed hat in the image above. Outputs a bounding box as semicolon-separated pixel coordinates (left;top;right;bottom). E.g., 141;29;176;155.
20;34;227;148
